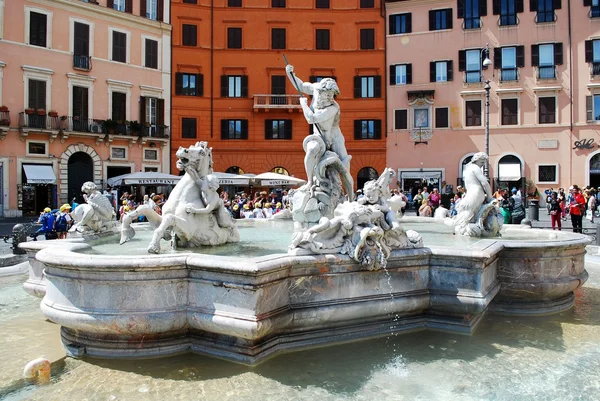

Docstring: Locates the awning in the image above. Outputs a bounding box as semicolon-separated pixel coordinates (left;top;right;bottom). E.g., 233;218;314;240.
252;172;306;187
107;172;181;186
213;172;251;186
23;164;56;184
400;171;442;180
498;164;521;181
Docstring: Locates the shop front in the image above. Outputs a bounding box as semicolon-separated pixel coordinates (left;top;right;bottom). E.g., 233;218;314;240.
19;164;57;216
398;169;444;197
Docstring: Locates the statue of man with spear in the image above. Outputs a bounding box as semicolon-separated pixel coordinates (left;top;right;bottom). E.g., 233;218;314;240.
285;59;354;214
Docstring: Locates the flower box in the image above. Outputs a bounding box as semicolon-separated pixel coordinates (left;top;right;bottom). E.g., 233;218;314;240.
25;108;36;115
36;109;47;116
0;119;9;126
0;105;8;112
48;111;59;117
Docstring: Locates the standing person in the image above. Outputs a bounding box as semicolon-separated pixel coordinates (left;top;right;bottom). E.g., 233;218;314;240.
511;188;525;224
558;188;567;220
37;207;56;240
422;186;430;202
549;192;562;230
54;204;73;239
428;188;441;211
413;188;423;216
587;189;596;223
569;185;585;233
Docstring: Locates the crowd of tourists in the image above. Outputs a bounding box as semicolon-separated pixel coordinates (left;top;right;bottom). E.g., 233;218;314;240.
223;190;291;219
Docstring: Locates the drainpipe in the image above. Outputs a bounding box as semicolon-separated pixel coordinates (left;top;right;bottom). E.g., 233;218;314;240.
381;0;387;141
568;0;573;184
169;0;173;172
210;0;214;138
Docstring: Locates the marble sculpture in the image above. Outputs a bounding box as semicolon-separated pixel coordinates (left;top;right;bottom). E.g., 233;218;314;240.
70;181;116;234
445;152;503;237
120;141;239;253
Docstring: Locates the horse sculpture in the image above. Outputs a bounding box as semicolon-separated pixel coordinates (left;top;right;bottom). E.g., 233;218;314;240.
120;141;240;253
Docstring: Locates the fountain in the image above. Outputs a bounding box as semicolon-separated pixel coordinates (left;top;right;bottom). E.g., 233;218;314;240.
19;68;590;366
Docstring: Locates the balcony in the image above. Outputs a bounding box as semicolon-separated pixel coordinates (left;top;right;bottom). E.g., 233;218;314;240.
141;125;170;138
498;14;519;27
535;11;556;23
537;65;557;80
591;62;600;76
73;54;92;71
0;110;9;140
462;17;481;30
18;111;60;140
500;68;519;82
253;94;301;111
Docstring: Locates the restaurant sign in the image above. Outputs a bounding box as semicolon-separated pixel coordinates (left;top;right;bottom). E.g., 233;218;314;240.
573;139;597;150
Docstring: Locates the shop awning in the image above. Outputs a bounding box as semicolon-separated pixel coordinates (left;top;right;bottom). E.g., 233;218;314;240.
498;164;521;181
213;172;251;186
252;172;306;187
23;164;56;184
400;171;442;179
107;172;181;186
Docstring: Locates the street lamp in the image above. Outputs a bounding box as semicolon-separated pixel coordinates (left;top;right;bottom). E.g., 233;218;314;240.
482;43;492;179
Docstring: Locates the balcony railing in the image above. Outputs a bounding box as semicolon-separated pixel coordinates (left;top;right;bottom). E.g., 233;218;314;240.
141;125;170;138
500;68;519;82
73;54;92;71
253;94;301;109
535;11;556;23
498;14;519;26
591;62;600;76
58;116;169;138
462;17;481;30
537;65;557;80
18;112;60;130
0;111;10;127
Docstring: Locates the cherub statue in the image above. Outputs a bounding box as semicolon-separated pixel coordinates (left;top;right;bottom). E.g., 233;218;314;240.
71;181;116;233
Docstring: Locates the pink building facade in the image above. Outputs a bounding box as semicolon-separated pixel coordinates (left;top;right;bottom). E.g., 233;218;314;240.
0;0;171;217
386;0;600;201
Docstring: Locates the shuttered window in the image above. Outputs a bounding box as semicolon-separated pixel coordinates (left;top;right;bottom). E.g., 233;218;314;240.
501;98;518;125
272;0;285;7
435;107;449;128
221;119;248;139
394;110;408;130
228;27;242;49
111;92;127;121
29;12;47;47
228;0;242;6
182;24;197;46
175;73;203;96
145;39;158;69
112;31;127;63
182;118;197;138
354;120;382;139
360;0;374;8
271;28;286;50
429;9;452;30
430;61;454;82
354;76;381;98
72;86;89;120
360;28;375;50
465;100;482;126
316;29;330;50
389;13;412;34
28;80;46;110
221;75;248;98
316;0;330;8
538;97;556;124
265;120;292;139
74;22;90;56
390;64;412;85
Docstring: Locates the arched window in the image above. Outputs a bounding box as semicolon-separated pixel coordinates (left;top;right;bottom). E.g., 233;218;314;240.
226;166;245;175
590;153;600;188
357;167;378;190
497;154;523;190
271;166;289;175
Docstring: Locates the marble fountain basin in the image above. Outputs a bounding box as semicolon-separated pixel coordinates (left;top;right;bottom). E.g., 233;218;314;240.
20;219;590;365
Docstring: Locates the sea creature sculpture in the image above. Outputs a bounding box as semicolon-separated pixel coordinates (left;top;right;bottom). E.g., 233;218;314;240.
70;181;116;233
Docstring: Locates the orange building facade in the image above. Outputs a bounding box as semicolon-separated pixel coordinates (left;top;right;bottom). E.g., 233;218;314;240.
171;0;386;189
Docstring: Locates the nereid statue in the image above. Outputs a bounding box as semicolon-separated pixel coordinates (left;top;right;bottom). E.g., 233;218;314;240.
120;141;239;253
445;152;503;237
285;65;354;224
290;168;422;270
71;181;116;234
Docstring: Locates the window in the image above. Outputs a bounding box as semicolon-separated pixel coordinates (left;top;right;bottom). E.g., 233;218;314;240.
361;0;374;8
111;147;127;159
113;0;126;12
271;75;286;104
585;39;600;76
538;165;557;183
459;49;483;83
465;100;482;126
493;0;523;26
72;86;89;128
309;75;337;83
390;64;412;85
389;13;412;35
228;0;241;6
316;0;330;8
394;109;408;130
181;118;197;138
221;75;248;98
112;92;126;121
228;27;242;49
112;31;127;63
28;79;46;110
28;142;47;156
175;73;203;96
457;0;486;29
354;120;381;139
221;119;248;139
585;0;600;18
145;39;158;69
182;24;197;46
271;28;286;50
29;11;47;47
539;97;556;124
183;0;198;3
532;0;560;23
354;76;381;98
272;0;285;7
430;60;453;82
429;9;453;30
532;43;562;79
494;46;524;81
144;149;158;161
316;29;330;50
501;98;518;125
265;119;292;139
360;28;375;50
145;97;158;136
146;0;157;20
73;22;90;70
435;107;449;128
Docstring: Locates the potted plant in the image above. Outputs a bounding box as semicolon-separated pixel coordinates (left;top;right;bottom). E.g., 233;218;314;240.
0;118;9;126
25;108;35;115
129;120;141;135
102;119;117;135
0;105;8;112
48;110;59;117
37;108;46;116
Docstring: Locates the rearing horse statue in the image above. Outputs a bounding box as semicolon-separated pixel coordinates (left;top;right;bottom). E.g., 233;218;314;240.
120;141;240;253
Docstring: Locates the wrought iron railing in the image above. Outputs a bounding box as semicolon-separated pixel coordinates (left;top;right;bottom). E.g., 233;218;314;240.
498;14;519;26
591;62;600;76
462;17;482;30
534;10;557;23
18;112;60;130
253;94;301;108
58;116;169;138
141;125;170;138
0;111;9;127
537;65;557;80
73;54;92;71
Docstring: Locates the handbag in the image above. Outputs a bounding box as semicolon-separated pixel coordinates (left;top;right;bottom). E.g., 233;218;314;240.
550;210;558;216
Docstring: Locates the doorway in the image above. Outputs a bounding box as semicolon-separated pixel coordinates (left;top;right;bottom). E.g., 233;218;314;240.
68;152;94;204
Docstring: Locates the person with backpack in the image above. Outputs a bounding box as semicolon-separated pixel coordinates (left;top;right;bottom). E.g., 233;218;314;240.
54;204;73;239
37;207;57;240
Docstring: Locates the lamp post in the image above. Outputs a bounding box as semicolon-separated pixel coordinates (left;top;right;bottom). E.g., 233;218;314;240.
482;43;492;179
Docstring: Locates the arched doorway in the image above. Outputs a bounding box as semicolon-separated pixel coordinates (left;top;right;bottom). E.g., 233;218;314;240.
458;153;475;187
496;154;523;193
68;152;94;203
271;166;289;175
226;166;245;175
590;153;600;188
357;167;378;190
